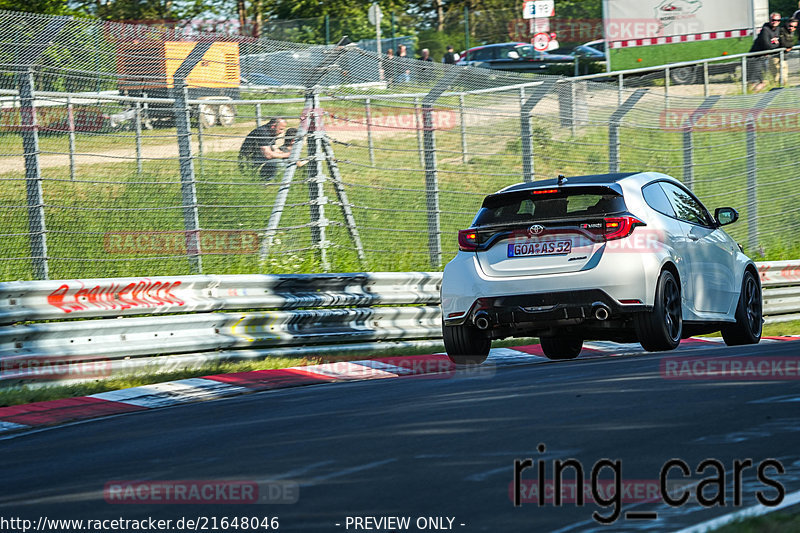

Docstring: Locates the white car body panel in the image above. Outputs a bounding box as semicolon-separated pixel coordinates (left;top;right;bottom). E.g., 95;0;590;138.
441;172;755;328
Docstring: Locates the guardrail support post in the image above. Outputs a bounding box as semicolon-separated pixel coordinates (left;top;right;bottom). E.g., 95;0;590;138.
664;67;670;108
682;95;720;192
520;79;557;182
256;103;262;127
18;68;49;280
703;62;709;97
608;89;647;173
780;50;785;86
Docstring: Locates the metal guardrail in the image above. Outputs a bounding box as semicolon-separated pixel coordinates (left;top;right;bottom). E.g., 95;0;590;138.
569;45;800;100
0;272;443;384
0;263;798;384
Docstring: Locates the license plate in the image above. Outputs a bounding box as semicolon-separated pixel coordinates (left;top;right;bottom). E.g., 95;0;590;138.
508;240;572;258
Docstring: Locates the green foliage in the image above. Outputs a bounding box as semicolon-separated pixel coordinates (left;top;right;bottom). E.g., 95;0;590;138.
0;0;70;15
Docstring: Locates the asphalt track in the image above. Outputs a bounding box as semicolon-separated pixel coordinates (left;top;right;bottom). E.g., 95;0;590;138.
2;341;800;533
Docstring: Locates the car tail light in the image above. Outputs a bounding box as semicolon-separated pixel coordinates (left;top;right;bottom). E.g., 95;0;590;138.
532;189;559;195
604;216;645;240
458;229;479;251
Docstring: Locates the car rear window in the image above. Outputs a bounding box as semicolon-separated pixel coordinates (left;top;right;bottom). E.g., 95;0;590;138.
473;188;626;227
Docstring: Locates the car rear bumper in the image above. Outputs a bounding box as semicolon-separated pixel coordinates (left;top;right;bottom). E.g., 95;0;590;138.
443;288;649;327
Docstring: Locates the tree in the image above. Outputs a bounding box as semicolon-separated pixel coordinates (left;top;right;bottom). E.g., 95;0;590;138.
0;0;70;15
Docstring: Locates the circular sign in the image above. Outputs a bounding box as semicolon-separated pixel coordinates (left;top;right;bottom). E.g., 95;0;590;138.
532;32;550;51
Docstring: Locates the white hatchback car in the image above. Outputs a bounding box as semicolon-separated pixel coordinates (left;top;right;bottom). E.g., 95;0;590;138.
441;172;762;364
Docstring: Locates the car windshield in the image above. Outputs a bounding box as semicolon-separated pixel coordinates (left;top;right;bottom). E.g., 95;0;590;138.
514;44;539;59
473;189;626;226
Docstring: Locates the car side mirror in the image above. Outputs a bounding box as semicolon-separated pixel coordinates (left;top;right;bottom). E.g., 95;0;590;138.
715;207;739;226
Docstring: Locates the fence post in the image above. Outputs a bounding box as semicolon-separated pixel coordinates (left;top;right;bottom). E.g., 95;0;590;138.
197;112;205;178
703;62;709;97
608;89;647;173
779;49;785;86
459;94;468;164
13;16;68;280
414;97;424;168
682;95;720;192
171;42;213;274
520;79;557;182
421;71;464;269
306;92;331;271
365;98;375;166
135;101;143;175
664;67;670;108
741;56;748;95
67;95;76;181
256;102;262;127
617;73;623;107
745;90;781;252
18;68;49;280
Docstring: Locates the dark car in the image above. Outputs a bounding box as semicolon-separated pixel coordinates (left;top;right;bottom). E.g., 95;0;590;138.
570;40;607;74
456;42;574;73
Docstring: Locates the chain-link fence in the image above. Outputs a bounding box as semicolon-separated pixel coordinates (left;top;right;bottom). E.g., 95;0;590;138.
1;10;799;281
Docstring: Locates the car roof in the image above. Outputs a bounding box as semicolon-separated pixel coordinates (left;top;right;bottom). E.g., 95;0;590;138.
466;42;530;51
497;173;640;193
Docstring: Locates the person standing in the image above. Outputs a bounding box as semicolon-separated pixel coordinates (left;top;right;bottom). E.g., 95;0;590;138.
419;48;433;62
749;13;782;92
442;45;459;65
396;44;411;83
383;47;395;83
778;18;798;85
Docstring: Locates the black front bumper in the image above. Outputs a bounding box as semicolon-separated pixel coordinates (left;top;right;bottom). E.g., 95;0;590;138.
445;289;649;327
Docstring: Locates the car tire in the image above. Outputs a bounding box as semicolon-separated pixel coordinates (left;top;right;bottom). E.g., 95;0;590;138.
670;66;698;85
539;336;583;360
721;270;762;346
635;270;682;351
443;323;490;365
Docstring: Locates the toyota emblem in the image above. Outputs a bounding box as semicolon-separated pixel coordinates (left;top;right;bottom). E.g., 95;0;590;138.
529;224;545;236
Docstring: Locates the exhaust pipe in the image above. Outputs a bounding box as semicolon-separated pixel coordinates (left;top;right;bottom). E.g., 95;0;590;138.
592;303;610;321
474;311;491;330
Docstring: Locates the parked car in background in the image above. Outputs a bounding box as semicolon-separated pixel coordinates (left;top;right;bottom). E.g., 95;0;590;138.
568;39;607;75
456;42;573;73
